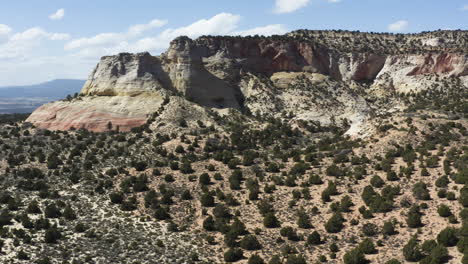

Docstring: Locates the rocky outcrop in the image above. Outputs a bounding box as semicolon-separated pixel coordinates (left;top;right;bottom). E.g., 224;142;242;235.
406;53;468;76
80;52;171;97
27;95;166;132
162;37;242;108
26;30;468;133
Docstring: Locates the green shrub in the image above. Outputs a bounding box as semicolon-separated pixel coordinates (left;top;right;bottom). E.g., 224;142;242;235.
263;212;280;228
343;247;368;264
386;171;399;181
26;200;42;214
309;174;323;185
240;235;262;250
424;244;449;264
203;216;215;231
370;175;385;188
285;254;307;264
435;176;450;188
248;254;265;264
280;226;300;241
421;240;437;254
406;205;423;228
412;182;431;200
199;173;211;185
224;248;243;262
340;195;354;212
44;203;61;218
382;221;396;236
17;250;29;260
358;238;376;254
307;231;322;245
268;255;281;264
437;227;459;247
437;204;452;217
325;213;344;233
44;227;61;243
200;193;215;207
459;187;468;207
297;210;312;229
458;221;468;253
403;236;423;262
63;205;76;220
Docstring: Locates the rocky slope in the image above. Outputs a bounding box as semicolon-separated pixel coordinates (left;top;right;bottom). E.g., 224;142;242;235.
26;30;468;134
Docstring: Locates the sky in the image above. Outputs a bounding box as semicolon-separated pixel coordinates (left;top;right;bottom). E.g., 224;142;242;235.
0;0;467;86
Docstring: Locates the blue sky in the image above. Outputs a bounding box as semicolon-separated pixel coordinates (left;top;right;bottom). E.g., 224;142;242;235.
0;0;467;86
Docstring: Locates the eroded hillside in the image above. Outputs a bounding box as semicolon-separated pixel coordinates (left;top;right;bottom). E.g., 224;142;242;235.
1;30;467;264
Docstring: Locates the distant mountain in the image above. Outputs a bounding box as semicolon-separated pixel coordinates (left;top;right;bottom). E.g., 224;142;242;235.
0;79;85;99
0;79;85;114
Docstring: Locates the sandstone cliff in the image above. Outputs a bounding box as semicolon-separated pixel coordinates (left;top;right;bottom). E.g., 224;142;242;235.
26;30;468;134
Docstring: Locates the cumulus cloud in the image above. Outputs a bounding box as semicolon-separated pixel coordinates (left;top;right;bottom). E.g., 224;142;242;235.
274;0;310;14
71;13;241;58
130;13;288;53
0;13;289;85
66;13;288;59
233;24;288;36
128;19;168;36
49;8;65;20
0;27;70;59
11;27;70;41
49;33;72;41
65;33;122;50
0;24;12;44
160;13;240;39
0;24;12;35
388;20;409;32
65;19;167;50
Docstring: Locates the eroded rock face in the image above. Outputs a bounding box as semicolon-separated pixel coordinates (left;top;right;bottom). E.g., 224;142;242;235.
407;53;467;76
27;31;468;133
27;94;166;132
81;52;171;96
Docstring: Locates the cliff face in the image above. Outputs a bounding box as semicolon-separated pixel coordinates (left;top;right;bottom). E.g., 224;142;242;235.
80;52;171;97
187;35;467;81
26;30;468;133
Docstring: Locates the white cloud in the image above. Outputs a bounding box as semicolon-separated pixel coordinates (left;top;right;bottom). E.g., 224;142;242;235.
0;24;12;44
126;13;286;54
11;27;70;41
233;24;288;36
65;33;122;50
159;13;241;39
0;27;70;60
0;24;12;35
0;14;290;85
327;0;341;3
128;19;168;35
49;8;65;20
65;18;167;50
49;33;72;41
112;13;242;54
274;0;310;14
461;4;468;11
388;20;409;32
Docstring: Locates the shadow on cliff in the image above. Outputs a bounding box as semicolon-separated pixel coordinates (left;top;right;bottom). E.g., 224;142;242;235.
184;64;245;110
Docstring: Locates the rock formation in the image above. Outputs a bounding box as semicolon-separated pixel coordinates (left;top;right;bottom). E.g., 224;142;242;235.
26;30;468;133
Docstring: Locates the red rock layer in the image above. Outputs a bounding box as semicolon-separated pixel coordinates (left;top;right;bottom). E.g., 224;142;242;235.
27;104;147;132
407;53;466;76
